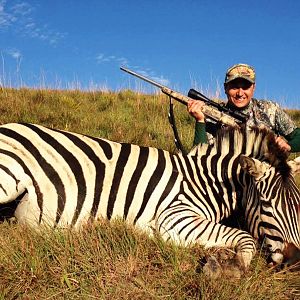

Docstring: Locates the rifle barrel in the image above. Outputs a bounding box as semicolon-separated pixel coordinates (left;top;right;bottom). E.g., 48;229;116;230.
120;66;165;90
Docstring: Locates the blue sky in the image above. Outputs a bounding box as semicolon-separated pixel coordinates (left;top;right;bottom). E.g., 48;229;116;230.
1;0;300;108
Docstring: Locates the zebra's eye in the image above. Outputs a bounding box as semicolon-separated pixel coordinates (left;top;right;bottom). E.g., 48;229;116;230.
261;200;272;208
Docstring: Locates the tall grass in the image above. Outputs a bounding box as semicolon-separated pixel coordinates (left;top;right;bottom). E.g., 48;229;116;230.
0;87;299;299
0;88;195;152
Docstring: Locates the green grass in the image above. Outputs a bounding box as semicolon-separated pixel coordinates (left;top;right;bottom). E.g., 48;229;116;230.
0;87;299;299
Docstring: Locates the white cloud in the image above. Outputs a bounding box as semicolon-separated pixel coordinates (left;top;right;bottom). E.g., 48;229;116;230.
96;53;170;87
96;53;111;63
0;0;15;27
133;68;170;86
11;2;33;16
96;53;128;66
0;0;65;45
6;48;22;59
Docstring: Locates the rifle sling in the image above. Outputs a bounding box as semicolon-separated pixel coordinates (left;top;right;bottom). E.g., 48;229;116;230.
168;96;187;154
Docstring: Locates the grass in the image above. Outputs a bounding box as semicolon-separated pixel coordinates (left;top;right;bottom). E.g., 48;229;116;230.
0;88;195;152
0;220;299;300
0;87;299;299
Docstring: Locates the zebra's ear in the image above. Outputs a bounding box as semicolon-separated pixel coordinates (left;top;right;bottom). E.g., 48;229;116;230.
287;156;300;175
239;155;267;180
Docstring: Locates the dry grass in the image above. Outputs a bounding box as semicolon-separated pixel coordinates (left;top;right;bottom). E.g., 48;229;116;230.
0;220;299;300
0;88;194;152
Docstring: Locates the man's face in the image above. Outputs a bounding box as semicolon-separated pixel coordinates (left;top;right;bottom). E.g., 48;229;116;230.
225;78;255;108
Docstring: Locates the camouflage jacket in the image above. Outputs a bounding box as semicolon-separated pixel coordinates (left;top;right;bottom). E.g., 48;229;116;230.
240;98;296;135
199;98;297;145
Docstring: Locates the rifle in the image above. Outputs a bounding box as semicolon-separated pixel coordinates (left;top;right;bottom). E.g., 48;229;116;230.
120;67;248;152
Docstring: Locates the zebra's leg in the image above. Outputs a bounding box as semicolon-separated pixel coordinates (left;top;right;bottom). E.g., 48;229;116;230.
0;166;31;222
14;187;41;226
156;208;256;271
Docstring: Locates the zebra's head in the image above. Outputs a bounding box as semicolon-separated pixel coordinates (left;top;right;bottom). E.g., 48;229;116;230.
240;154;300;269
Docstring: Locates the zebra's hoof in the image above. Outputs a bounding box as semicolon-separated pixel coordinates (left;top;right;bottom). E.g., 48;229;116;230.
202;255;222;279
221;258;243;279
202;251;244;279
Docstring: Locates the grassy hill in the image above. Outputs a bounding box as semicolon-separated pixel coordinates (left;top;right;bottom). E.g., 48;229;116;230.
0;88;299;299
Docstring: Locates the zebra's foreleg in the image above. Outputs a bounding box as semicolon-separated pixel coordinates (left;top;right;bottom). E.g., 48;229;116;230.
156;208;256;271
14;190;42;226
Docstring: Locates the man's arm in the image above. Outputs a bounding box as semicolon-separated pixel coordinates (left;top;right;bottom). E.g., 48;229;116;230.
188;100;208;145
285;128;300;152
193;122;208;145
272;103;300;152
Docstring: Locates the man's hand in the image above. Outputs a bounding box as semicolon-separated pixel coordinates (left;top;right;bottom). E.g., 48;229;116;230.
187;100;206;122
275;136;291;152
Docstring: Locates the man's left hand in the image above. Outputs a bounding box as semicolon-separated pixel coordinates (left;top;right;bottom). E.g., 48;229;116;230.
275;136;291;152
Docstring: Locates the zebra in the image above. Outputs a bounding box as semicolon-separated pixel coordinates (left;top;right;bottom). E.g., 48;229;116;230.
0;122;299;271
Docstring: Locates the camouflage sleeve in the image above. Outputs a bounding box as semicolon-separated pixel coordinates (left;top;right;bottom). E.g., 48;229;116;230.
274;103;297;136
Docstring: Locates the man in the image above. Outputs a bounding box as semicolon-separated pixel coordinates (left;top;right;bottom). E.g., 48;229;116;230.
188;63;300;152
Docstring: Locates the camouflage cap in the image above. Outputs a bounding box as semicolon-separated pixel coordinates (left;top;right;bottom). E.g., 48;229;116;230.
225;63;256;84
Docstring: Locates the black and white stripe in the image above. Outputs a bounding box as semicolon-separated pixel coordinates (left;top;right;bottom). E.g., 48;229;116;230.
0;123;299;269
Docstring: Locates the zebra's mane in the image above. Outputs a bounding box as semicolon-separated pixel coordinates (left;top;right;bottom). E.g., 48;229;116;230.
190;125;291;177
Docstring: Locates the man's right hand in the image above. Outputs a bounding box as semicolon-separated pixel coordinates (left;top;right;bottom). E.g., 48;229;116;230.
187;100;206;122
